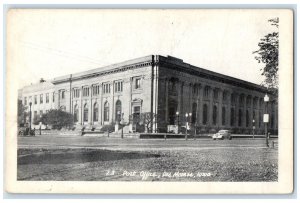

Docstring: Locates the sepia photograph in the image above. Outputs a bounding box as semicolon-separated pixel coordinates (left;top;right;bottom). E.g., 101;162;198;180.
5;8;293;194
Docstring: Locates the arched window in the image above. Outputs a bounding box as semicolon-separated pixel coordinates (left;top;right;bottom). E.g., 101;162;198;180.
104;101;109;122
222;106;226;125
230;108;235;126
93;103;98;122
192;103;197;124
74;105;78;122
246;110;249;127
202;104;208;125
83;104;88;122
115;100;122;122
213;105;217;125
238;109;242;127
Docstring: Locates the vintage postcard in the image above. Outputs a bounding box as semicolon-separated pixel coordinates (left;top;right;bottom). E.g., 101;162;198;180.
5;9;293;194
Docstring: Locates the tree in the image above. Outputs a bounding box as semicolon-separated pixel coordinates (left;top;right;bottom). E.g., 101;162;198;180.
129;112;156;133
17;99;27;126
253;18;279;93
40;109;74;129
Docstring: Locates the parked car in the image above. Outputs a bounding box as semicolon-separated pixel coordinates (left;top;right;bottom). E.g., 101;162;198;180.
212;130;232;140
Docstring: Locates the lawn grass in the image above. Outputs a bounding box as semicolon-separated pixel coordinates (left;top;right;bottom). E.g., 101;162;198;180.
17;146;277;181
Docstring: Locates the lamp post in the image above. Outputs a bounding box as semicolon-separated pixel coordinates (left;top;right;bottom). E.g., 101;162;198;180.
189;112;192;138
29;102;32;132
176;111;179;134
185;113;188;140
264;94;270;147
120;113;125;139
252;119;255;139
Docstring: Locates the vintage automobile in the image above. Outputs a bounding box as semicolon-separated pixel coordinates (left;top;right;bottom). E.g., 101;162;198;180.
212;130;232;140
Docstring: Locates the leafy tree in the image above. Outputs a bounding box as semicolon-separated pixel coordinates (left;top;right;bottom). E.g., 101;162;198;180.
17;99;27;126
253;18;279;93
40;109;74;129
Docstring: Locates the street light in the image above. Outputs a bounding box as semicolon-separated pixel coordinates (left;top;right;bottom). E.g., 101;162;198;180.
185;113;188;140
252;119;255;139
176;111;179;134
120;113;125;139
189;113;192;139
29;102;32;132
264;93;270;147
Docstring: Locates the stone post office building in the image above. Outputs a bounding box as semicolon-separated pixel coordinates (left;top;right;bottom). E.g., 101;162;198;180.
19;55;278;134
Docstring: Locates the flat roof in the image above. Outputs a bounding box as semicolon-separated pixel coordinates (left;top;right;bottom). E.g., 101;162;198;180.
51;54;267;92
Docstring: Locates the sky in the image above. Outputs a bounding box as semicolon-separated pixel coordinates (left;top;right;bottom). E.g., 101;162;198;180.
7;9;279;89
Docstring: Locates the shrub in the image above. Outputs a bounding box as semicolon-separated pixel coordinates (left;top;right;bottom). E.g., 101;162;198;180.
100;123;115;133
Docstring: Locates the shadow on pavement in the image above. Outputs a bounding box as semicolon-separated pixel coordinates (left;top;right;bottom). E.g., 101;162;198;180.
18;149;160;165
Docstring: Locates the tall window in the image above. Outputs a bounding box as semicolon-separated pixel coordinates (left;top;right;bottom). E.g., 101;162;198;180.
135;78;141;89
222;106;226;125
231;94;236;104
92;85;100;96
230;108;235;126
83;87;89;97
39;110;43;116
115;81;123;92
61;90;65;99
222;91;227;102
73;89;80;98
24;97;27;105
83;104;88;122
213;89;219;100
192;84;198;95
115;100;122;121
202;104;208;125
133;106;141;122
247;96;251;108
246;110;249;127
271;113;274;128
239;95;244;107
40;94;43;104
93;103;99;122
204;86;210;98
103;84;111;94
74;105;78;122
104;102;109;121
34;95;37;104
238;109;242;127
192;103;197;124
213;105;218;125
46;93;49;103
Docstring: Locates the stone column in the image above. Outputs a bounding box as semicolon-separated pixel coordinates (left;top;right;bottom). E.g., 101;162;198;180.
235;93;240;127
243;95;247;129
227;91;232;128
90;85;93;126
177;80;182;115
165;78;169;123
218;89;223;128
196;84;202;126
208;86;214;126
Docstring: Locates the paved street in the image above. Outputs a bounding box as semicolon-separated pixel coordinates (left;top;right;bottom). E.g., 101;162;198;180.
17;135;278;181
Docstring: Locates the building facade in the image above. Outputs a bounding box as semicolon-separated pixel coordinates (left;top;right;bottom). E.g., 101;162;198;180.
19;55;278;134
